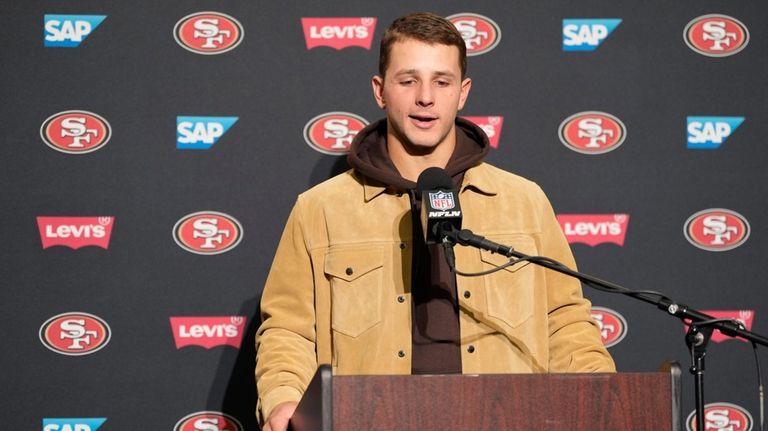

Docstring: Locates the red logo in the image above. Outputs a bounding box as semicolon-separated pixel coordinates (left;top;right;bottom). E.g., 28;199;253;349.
590;307;628;347
303;112;368;155
684;14;749;57
173;211;243;255
447;13;501;56
37;216;115;249
170;316;246;349
559;111;626;154
40;110;111;154
39;312;111;356
557;214;630;246
684;208;749;252
174;12;244;55
686;402;753;431
174;411;244;431
301;17;376;50
683;310;754;344
462;116;504;148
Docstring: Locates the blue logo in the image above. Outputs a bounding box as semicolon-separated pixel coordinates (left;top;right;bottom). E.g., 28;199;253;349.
44;15;107;47
563;19;622;51
43;418;106;431
176;116;239;150
687;116;745;149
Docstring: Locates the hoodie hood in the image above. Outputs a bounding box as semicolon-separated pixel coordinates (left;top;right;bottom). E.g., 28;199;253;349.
347;117;491;191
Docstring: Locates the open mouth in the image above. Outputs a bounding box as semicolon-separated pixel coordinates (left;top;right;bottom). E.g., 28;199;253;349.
409;114;437;127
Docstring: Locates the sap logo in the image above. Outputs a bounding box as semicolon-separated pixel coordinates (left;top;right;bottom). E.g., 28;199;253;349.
687;116;744;149
43;418;106;431
177;117;238;149
44;15;106;47
563;19;621;51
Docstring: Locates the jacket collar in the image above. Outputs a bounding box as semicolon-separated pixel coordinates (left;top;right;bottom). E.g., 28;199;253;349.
361;163;498;202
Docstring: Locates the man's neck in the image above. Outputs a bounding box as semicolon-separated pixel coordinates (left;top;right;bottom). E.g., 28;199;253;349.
387;136;456;183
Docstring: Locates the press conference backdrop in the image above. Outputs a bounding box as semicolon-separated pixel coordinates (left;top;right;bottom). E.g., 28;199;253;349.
2;1;767;430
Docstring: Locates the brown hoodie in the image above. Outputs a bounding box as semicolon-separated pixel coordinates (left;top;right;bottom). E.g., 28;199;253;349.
347;117;490;374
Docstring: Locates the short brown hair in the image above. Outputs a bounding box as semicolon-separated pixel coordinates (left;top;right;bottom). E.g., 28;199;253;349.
379;12;467;79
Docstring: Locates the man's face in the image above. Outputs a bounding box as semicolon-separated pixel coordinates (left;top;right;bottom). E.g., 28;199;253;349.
372;39;471;155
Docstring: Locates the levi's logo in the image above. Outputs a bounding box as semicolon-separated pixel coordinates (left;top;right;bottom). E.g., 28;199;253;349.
462;116;504;148
557;214;630;246
170;316;246;349
683;310;754;344
37;216;115;249
43;418;107;431
301;17;377;50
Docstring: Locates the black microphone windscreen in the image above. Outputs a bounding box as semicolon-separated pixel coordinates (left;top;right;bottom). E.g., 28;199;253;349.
416;167;453;194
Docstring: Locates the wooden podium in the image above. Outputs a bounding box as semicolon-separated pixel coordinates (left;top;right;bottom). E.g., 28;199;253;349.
289;363;681;431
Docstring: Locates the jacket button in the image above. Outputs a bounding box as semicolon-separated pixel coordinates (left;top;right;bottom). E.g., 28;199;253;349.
398;350;406;358
463;290;471;298
397;295;405;303
345;267;353;276
467;345;476;353
399;242;406;249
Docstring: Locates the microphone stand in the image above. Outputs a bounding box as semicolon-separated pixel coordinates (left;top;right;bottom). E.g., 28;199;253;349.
443;227;768;431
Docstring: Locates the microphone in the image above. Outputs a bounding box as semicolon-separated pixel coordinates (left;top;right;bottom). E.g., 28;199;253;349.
416;167;462;244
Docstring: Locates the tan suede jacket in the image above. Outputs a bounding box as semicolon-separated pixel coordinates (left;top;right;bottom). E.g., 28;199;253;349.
255;162;615;422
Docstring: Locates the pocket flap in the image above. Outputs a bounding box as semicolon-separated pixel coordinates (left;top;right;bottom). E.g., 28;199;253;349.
325;248;384;281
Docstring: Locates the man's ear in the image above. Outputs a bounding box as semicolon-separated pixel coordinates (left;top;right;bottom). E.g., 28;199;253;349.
371;75;386;109
457;77;472;111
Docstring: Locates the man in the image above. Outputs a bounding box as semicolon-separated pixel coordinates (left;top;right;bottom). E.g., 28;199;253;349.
256;12;615;431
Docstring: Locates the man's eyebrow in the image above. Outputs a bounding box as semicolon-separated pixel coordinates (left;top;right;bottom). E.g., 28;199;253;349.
393;69;458;78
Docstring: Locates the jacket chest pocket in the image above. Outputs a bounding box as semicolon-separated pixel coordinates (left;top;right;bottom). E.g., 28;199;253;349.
480;235;537;330
325;247;385;338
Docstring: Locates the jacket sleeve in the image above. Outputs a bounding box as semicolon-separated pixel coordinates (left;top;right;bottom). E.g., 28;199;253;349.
534;187;616;373
255;197;318;424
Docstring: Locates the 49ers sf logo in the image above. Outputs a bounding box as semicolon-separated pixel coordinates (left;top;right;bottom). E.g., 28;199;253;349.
174;12;244;55
447;13;501;56
559;111;626;154
684;14;749;57
687;402;753;431
174;411;244;431
39;312;111;356
684;208;749;252
590;307;628;347
173;211;243;255
303;112;368;155
40;110;111;154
